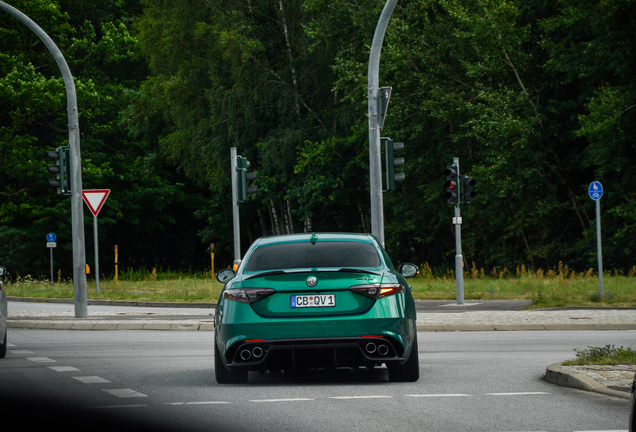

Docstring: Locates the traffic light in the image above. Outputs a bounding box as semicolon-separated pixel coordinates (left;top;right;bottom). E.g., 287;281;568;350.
461;177;476;205
382;137;405;192
46;146;70;196
445;165;459;205
236;156;257;203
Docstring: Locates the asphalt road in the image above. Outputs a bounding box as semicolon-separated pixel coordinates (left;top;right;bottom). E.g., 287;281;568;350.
1;329;634;431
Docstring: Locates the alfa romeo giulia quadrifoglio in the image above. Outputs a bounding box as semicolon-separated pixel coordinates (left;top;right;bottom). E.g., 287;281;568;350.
213;233;419;384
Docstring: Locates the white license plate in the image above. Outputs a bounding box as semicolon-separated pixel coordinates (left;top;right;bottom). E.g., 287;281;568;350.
291;294;335;308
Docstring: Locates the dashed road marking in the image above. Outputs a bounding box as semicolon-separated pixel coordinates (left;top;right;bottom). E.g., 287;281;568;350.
73;376;111;384
406;394;471;397
249;398;314;403
49;366;80;372
330;396;392;400
10;350;33;354
103;389;148;398
165;401;231;405
89;404;148;409
485;392;550;396
26;357;56;363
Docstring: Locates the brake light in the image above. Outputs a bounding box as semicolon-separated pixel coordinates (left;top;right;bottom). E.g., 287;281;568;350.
349;283;403;299
224;288;276;304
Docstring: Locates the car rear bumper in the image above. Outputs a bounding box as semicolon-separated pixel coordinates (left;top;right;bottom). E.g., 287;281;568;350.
216;313;416;370
224;336;406;371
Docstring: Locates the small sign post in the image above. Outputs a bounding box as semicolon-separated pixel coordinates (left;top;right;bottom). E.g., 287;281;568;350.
82;190;111;294
588;182;603;299
210;243;215;277
46;233;56;282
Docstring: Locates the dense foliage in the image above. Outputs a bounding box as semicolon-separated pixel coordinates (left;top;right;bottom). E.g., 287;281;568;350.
1;0;635;277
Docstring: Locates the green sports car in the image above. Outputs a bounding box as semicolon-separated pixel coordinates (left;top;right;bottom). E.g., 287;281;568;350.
214;233;420;383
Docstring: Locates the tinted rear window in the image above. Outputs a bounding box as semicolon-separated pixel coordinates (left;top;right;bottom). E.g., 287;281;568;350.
244;242;382;271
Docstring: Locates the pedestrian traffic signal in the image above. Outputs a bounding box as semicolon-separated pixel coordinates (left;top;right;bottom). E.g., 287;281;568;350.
461;177;476;205
46;146;70;196
236;156;257;203
382;137;405;192
445;165;459;205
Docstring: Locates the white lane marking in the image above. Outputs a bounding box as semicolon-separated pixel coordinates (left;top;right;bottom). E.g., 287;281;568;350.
26;357;56;363
49;366;80;372
73;376;111;384
574;430;629;432
250;398;314;403
103;389;148;398
330;396;392;400
406;394;471;397
89;405;148;409
485;392;550;396
10;350;33;354
165;401;231;405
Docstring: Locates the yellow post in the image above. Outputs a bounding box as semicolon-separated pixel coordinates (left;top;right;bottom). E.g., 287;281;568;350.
114;244;119;282
210;243;215;276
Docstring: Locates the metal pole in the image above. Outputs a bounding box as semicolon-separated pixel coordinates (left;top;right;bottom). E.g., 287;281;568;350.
453;157;464;305
368;0;398;248
50;248;54;283
596;199;603;299
231;147;241;266
0;1;87;317
94;215;100;294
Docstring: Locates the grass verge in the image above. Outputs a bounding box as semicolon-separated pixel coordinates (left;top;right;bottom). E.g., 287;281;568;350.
562;345;636;366
4;263;636;308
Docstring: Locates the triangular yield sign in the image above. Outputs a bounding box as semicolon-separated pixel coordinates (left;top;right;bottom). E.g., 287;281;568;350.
82;189;111;217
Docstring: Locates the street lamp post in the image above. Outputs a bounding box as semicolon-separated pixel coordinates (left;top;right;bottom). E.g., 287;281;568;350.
0;1;87;317
368;0;398;248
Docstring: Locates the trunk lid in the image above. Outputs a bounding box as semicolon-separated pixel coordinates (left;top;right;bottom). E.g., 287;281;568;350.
242;270;383;318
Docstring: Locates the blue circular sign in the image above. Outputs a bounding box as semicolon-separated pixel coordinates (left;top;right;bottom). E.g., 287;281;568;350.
46;233;56;242
588;181;603;201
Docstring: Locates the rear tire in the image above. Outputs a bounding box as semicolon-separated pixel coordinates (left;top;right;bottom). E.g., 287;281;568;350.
388;335;419;382
215;339;248;384
0;330;6;359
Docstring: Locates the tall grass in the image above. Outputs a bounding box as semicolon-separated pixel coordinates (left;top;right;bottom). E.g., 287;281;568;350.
4;264;635;308
5;267;224;303
410;262;636;308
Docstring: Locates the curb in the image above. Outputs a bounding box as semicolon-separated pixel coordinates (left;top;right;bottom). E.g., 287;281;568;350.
8;321;215;331
8;321;636;332
416;324;636;332
545;361;630;399
7;296;216;308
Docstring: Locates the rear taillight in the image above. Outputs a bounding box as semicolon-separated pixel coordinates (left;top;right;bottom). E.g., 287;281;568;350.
224;288;275;304
349;283;403;299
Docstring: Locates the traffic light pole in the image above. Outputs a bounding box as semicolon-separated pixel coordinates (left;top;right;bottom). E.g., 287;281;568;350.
452;158;464;305
0;1;87;317
368;0;398;248
230;147;241;268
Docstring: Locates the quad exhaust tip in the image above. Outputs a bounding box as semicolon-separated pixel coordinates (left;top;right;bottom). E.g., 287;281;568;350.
364;341;391;357
239;346;265;361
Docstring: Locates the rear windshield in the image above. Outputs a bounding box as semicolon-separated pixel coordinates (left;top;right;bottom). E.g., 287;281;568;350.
244;241;382;272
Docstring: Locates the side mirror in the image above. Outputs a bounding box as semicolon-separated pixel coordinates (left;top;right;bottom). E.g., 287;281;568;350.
398;263;419;278
0;266;6;280
215;268;236;284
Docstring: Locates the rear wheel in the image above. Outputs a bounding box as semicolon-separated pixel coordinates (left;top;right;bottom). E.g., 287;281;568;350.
214;340;248;384
0;329;6;359
388;335;419;382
